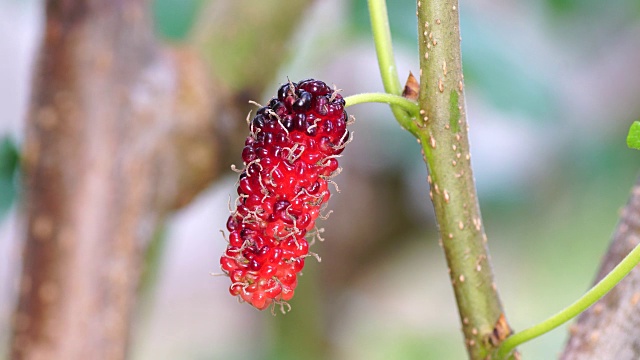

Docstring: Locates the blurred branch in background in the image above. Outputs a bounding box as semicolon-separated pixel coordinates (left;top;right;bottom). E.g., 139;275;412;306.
192;0;312;99
561;176;640;359
9;0;312;359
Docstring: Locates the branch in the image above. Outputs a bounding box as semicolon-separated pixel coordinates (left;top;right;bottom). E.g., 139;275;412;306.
416;0;512;358
560;177;640;359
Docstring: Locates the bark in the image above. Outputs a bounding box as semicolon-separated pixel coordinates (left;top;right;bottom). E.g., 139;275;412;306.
561;177;640;360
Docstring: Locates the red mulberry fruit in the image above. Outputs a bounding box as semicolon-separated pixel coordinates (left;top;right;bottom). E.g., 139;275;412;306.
220;79;352;311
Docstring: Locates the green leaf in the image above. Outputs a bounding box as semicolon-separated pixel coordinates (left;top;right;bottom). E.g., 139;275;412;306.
0;137;18;175
153;0;204;40
627;121;640;150
0;136;20;218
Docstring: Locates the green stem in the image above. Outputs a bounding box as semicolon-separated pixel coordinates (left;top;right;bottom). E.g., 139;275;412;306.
368;0;401;95
367;0;420;136
344;93;419;116
496;241;640;359
416;0;509;358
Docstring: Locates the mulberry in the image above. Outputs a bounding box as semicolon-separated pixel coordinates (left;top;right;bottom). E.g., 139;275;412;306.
220;79;352;311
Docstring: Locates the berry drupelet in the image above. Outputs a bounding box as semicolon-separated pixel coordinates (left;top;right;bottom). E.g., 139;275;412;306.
220;79;352;311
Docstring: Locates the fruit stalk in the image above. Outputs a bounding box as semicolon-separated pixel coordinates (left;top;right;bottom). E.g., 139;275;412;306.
415;0;511;358
344;93;419;115
367;0;420;136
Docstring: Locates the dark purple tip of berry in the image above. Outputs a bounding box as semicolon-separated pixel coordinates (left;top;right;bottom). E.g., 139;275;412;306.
247;162;261;177
227;217;239;231
252;114;266;129
282;115;295;132
256;146;269;158
269;102;286;117
322;119;334;133
314;96;329;115
293;91;313;111
294;113;307;131
298;79;332;96
297;78;314;87
275;132;287;144
263;132;275;146
277;83;290;100
274;199;290;212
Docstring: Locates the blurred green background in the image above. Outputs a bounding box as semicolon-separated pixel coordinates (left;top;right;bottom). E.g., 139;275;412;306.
1;0;639;359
